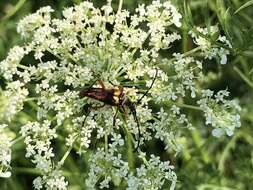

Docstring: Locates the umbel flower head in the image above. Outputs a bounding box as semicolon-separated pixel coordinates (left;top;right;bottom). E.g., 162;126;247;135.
0;0;241;189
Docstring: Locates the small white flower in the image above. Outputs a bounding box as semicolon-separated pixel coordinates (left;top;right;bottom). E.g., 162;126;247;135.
212;128;224;137
198;90;241;137
0;171;11;178
33;177;43;190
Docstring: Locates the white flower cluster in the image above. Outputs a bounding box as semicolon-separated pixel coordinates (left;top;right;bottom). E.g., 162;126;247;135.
20;121;67;190
0;45;31;80
37;89;80;125
0;124;12;178
150;54;203;103
17;6;54;38
189;26;232;65
197;89;241;137
86;144;176;190
86;144;129;189
20;120;56;162
151;106;189;153
33;169;68;190
132;153;177;190
0;81;28;121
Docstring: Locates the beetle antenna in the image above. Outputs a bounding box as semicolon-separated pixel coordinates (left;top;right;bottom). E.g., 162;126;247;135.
108;80;115;86
133;112;141;152
137;68;158;104
127;102;140;152
132;67;158;151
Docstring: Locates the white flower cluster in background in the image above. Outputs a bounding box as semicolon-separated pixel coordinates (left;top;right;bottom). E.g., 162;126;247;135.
0;124;12;178
197;89;241;137
189;26;232;65
0;0;241;189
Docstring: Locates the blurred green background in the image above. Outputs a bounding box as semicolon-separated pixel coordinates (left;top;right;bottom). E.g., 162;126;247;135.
1;0;253;189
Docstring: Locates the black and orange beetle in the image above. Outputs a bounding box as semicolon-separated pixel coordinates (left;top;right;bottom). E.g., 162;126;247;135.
79;68;158;151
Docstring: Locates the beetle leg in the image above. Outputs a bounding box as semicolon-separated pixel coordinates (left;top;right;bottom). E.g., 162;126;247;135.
81;106;92;127
112;108;119;127
119;105;127;117
108;80;114;86
97;80;105;89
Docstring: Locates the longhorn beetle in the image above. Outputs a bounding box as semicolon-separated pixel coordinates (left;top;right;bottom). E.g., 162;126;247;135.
79;68;158;151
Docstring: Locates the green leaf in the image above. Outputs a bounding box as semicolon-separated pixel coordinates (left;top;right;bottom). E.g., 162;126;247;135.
234;0;253;14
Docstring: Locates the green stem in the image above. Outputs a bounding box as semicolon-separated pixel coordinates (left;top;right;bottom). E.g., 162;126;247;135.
175;102;202;111
117;0;123;14
13;167;42;175
59;145;73;166
198;184;236;190
17;64;29;70
178;46;202;58
24;97;39;102
191;130;210;164
11;136;24;146
158;46;202;66
218;132;240;173
182;20;189;53
2;0;26;21
139;153;149;165
105;133;108;153
24;92;66;102
233;66;253;89
126;124;134;171
119;114;135;171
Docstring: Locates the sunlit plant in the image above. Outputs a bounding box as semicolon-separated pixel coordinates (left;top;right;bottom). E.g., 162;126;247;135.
0;0;241;189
